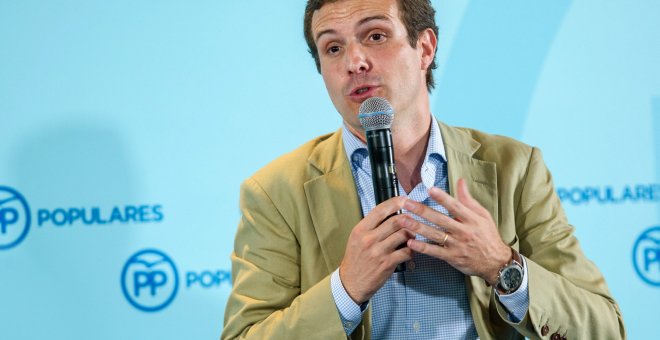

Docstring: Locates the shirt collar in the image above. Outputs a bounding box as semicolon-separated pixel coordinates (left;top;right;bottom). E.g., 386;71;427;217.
341;115;446;190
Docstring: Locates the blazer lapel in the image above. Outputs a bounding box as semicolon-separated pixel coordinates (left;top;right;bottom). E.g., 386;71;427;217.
303;129;363;273
439;121;499;224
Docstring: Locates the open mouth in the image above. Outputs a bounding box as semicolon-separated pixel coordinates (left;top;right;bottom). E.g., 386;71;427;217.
354;87;370;95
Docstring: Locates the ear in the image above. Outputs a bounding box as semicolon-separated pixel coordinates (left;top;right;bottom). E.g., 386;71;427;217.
417;28;437;71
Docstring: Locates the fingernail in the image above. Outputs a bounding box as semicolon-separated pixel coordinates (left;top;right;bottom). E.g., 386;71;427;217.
404;200;415;211
407;239;416;249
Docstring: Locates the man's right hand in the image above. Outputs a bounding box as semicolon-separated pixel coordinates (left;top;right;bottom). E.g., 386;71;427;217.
338;196;414;304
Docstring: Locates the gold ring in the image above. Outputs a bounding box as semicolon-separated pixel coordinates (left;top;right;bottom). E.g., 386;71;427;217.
439;232;449;247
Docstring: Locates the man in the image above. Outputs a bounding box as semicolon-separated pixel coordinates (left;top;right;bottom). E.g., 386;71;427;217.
222;0;626;339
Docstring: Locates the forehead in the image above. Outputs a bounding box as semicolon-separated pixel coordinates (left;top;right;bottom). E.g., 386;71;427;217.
311;0;400;38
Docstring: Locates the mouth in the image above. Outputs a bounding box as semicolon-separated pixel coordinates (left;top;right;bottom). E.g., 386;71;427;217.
349;85;379;102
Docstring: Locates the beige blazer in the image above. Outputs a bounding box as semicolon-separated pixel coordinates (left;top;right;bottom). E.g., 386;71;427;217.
222;121;625;340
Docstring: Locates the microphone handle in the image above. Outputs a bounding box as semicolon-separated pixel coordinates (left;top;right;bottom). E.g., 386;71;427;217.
365;129;406;272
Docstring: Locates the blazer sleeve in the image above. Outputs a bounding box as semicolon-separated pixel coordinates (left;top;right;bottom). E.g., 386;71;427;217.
221;177;348;340
493;147;626;339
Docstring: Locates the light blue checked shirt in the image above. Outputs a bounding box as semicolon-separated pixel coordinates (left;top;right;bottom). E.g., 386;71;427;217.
330;116;529;339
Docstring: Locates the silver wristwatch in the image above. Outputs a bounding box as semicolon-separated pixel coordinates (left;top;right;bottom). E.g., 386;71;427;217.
496;248;524;294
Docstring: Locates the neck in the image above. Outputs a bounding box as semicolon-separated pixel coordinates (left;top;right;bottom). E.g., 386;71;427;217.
392;113;432;193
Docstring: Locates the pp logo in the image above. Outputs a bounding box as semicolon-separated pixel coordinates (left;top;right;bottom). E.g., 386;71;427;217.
0;186;31;250
121;249;180;312
633;226;660;286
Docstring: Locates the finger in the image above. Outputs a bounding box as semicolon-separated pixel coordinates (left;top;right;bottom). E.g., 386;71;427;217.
403;199;461;233
407;238;448;260
428;186;473;223
455;178;490;219
360;196;407;230
401;219;450;245
372;214;412;242
382;228;415;251
403;228;416;239
389;246;413;268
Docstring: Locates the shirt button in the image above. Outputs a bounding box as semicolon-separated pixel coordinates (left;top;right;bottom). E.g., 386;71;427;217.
345;322;353;328
407;260;416;270
412;321;421;332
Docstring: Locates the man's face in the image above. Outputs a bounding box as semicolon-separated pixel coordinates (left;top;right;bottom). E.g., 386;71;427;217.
311;0;433;136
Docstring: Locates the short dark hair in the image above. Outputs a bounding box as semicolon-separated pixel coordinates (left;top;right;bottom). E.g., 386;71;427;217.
303;0;439;90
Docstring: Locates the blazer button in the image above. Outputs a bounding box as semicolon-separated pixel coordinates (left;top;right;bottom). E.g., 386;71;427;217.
551;333;561;340
541;325;549;336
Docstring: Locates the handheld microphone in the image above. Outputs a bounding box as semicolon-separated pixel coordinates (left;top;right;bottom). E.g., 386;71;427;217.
358;97;406;272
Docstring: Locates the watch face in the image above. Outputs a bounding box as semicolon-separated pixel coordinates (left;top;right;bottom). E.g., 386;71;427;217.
501;266;523;291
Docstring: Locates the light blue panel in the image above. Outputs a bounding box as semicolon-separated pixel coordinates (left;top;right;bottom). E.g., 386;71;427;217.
432;0;571;138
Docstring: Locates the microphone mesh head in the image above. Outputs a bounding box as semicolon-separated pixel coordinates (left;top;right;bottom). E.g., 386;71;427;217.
358;97;394;131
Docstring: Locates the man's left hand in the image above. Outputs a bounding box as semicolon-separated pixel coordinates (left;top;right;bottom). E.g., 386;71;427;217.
401;178;511;285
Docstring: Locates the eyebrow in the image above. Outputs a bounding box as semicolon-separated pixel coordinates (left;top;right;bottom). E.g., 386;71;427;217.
315;15;391;42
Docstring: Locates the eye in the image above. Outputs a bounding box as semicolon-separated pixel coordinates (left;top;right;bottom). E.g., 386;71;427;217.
326;45;341;55
369;32;386;42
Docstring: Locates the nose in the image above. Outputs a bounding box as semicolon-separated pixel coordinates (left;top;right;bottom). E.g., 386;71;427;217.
345;43;370;75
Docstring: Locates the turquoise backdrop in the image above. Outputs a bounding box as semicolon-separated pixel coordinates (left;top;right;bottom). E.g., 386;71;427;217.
1;1;659;339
